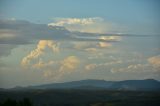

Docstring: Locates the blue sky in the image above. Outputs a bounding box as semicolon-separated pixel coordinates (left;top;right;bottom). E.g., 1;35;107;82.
1;0;160;34
0;0;160;88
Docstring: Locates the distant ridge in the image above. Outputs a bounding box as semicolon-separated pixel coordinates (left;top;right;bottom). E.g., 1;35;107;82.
11;79;160;91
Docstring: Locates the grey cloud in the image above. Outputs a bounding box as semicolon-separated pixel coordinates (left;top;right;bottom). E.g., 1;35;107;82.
0;19;71;44
0;44;16;57
0;19;122;57
0;19;124;44
1;19;158;46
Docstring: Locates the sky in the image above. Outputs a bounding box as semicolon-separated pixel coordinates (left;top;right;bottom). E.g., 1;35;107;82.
0;0;160;88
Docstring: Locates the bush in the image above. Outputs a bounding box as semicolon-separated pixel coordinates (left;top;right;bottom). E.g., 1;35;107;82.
0;98;33;106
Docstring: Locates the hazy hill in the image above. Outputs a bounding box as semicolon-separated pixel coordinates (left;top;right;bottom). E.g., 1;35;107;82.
20;79;160;91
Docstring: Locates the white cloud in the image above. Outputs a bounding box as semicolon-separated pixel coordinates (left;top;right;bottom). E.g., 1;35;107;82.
85;60;123;72
85;64;97;71
48;17;125;33
98;42;112;48
48;17;102;26
71;38;118;53
98;36;121;41
21;42;80;79
110;63;153;73
148;55;160;71
21;40;59;67
36;56;80;80
84;48;98;53
59;56;80;73
32;59;55;69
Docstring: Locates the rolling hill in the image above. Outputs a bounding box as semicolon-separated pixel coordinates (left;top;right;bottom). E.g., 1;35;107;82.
21;79;160;91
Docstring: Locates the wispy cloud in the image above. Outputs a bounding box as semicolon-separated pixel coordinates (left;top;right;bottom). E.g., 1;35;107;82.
85;60;123;72
110;64;151;73
110;55;160;73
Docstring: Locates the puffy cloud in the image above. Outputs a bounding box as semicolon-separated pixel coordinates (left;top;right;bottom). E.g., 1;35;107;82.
98;42;112;48
148;55;160;71
0;19;123;59
38;40;59;53
21;40;59;66
85;64;97;71
32;59;55;69
21;41;80;79
59;56;80;73
39;56;80;80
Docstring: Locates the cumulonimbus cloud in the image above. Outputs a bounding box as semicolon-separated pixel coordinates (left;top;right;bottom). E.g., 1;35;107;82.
21;39;80;79
21;40;59;66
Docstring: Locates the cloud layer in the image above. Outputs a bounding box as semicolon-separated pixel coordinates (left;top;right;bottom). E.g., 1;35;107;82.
0;19;122;58
1;18;159;88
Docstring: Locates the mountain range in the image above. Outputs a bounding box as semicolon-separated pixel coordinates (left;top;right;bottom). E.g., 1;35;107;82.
10;79;160;91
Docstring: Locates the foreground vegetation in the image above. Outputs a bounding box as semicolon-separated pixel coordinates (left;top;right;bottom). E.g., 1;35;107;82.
0;89;160;106
0;98;33;106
